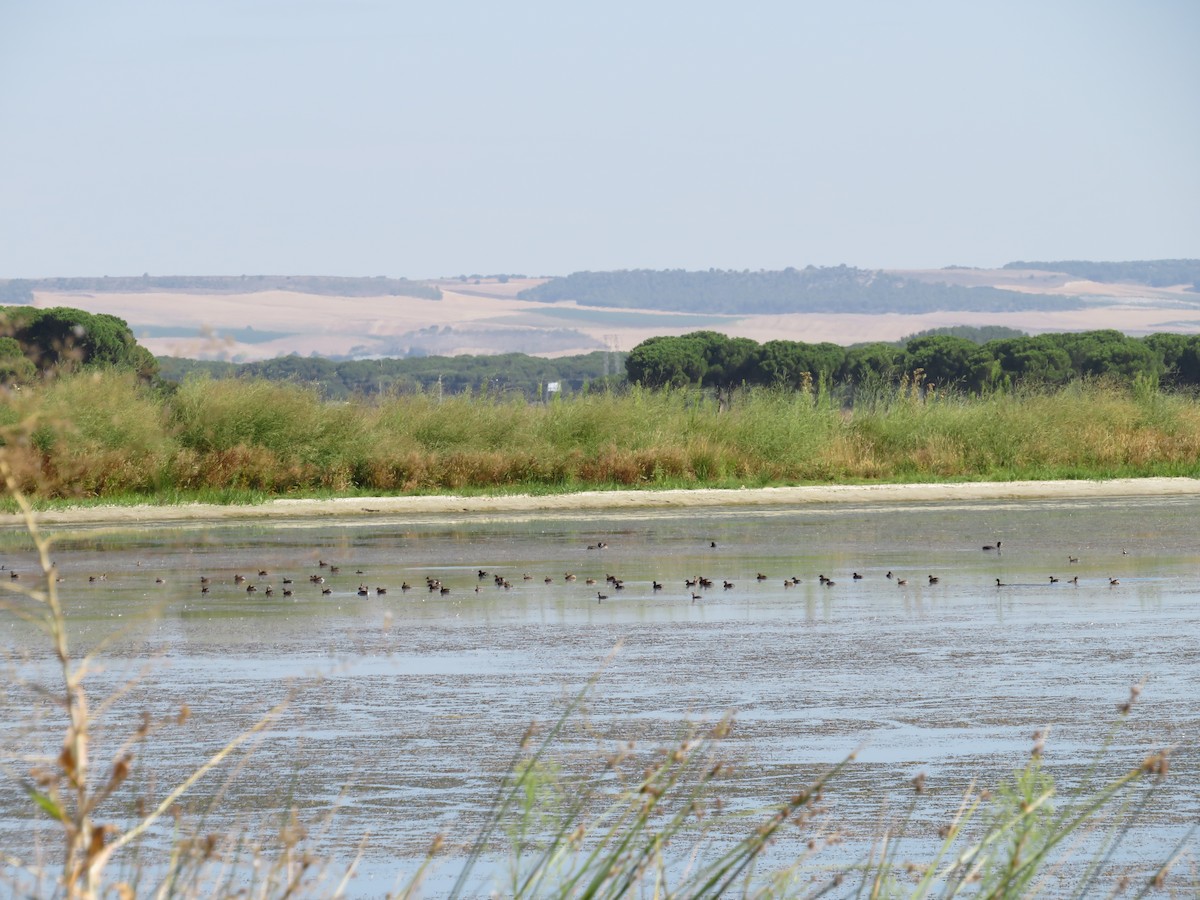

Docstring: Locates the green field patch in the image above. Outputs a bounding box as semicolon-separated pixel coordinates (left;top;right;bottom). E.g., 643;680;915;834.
137;325;294;343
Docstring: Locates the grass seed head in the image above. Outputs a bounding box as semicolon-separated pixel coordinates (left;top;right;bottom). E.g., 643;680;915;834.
1119;681;1144;715
1142;751;1170;779
110;755;130;789
58;745;77;779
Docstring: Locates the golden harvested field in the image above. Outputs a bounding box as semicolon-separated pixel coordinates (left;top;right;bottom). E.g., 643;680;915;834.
31;273;1200;361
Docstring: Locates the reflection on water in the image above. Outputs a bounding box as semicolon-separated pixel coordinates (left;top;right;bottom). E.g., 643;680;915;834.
2;495;1199;893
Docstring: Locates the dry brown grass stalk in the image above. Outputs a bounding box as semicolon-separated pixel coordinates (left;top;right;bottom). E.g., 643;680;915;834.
0;460;296;898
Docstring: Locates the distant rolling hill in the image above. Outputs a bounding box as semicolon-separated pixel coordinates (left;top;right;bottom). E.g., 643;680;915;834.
517;262;1200;315
3;262;1198;361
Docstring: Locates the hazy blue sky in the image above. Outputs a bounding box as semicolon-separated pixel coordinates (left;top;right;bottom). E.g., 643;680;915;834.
1;0;1197;279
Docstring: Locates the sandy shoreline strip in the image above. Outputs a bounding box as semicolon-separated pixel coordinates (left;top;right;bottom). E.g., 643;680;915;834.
4;478;1199;529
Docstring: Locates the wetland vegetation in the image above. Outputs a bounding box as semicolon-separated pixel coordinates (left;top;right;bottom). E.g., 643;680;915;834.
2;307;1199;510
1;368;1199;505
2;305;1199;894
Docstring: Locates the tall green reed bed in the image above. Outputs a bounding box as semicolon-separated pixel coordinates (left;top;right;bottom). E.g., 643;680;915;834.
1;371;1200;502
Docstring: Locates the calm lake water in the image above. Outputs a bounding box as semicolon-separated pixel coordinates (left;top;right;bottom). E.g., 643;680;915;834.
2;495;1199;896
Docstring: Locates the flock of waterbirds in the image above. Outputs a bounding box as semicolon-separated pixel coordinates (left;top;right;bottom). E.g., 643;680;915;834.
3;537;1133;600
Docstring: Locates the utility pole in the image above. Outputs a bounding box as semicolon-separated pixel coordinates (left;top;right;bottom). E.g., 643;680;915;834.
604;334;620;378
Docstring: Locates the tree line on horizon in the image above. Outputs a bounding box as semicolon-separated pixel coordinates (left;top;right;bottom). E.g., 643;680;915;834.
151;325;1016;400
518;265;1084;315
2;305;1198;404
624;329;1200;395
155;351;618;400
0;274;442;304
155;326;1200;402
1002;259;1200;289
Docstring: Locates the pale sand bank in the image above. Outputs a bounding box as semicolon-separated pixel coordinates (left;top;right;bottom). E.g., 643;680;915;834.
5;478;1200;529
